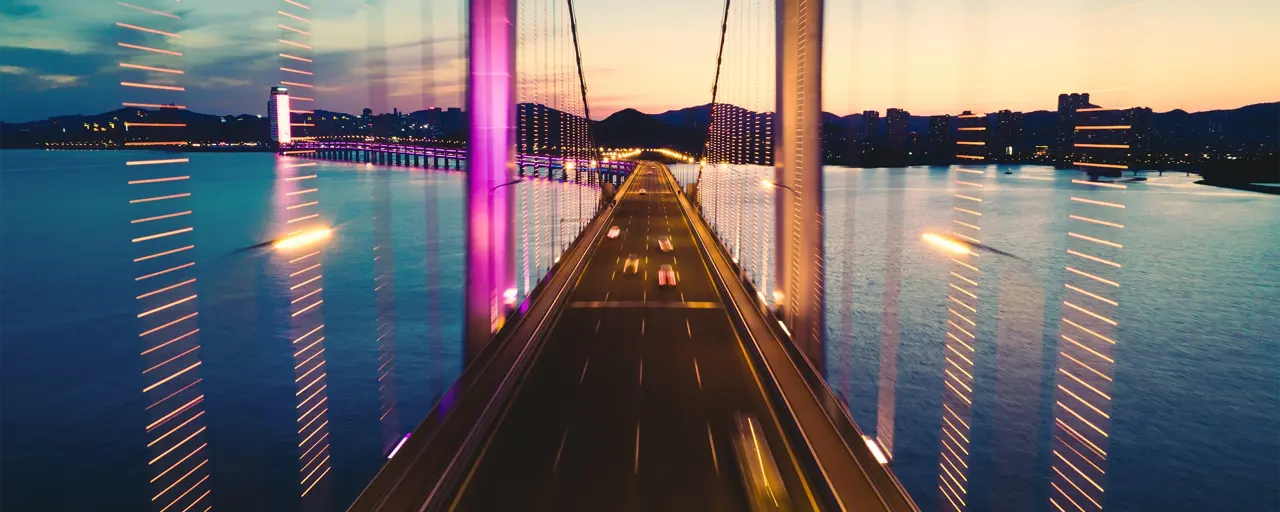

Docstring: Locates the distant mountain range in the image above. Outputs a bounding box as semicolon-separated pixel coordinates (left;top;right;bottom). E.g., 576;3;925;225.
4;102;1276;165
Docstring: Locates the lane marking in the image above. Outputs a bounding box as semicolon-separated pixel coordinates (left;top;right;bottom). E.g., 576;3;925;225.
634;423;641;474
552;429;568;472
595;318;602;335
687;319;692;338
580;358;590;384
694;359;702;389
611;271;616;280
641;318;645;337
680;291;686;304
566;301;721;309
639;358;644;387
707;423;719;475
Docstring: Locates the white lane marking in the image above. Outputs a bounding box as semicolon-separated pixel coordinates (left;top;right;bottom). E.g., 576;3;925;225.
707;423;719;475
686;319;692;338
634;423;641;474
680;291;686;304
595;318;602;335
611;271;616;280
639;358;644;387
641;318;645;337
694;358;702;389
604;291;610;302
580;358;590;384
553;429;569;472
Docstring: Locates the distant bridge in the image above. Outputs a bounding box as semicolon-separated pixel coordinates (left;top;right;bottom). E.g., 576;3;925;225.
282;140;639;184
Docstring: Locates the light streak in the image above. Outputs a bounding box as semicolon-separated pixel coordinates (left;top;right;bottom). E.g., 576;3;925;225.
278;39;312;50
1060;351;1113;383
133;211;192;224
1065;283;1118;307
280;53;313;63
1063;316;1118;343
128;161;189;169
1056;401;1108;437
1066;266;1120;287
953;207;981;216
274;228;331;250
1069;214;1124;229
150;443;205;483
923;232;973;255
283;0;310;9
278;10;310;23
138;294;197;318
117;22;181;38
118;42;182;56
1058;385;1110;419
126;141;187;147
137;278;196;299
120;63;184;74
280;81;313;89
1074;143;1129;149
1060;335;1114;364
1069;232;1123;248
140;313;198;338
135;245;193;262
123;102;187;109
1074;162;1129;170
1059;369;1113;401
137;262;194;281
1074;125;1130;130
133;227;193;243
117;2;180;18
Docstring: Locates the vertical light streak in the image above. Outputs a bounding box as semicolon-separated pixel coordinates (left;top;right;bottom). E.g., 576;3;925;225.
1049;103;1128;512
119;3;211;510
937;110;986;511
276;0;325;488
877;169;904;459
371;161;400;454
276;156;332;500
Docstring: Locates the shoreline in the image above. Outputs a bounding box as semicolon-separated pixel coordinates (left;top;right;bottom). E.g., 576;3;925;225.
1195;180;1280;195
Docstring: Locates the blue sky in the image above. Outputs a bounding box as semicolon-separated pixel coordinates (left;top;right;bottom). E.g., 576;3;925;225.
1;0;1277;122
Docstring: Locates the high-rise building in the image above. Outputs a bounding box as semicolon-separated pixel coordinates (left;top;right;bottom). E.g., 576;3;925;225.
860;110;880;140
268;86;291;144
927;115;951;162
885;108;910;164
1054;92;1095;165
992;110;1024;161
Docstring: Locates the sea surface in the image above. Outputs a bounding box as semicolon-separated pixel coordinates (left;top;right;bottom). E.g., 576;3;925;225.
1;151;1277;511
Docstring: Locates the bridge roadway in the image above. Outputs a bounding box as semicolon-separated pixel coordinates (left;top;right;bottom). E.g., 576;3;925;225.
350;161;914;511
447;162;818;510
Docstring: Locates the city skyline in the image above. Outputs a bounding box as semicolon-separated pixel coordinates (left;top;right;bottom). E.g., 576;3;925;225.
1;0;1278;122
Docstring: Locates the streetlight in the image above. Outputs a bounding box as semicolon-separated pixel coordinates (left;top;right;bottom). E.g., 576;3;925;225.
760;179;797;194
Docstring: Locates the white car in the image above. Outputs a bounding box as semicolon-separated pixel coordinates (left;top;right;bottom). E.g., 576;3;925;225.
607;226;621;239
638;188;647;195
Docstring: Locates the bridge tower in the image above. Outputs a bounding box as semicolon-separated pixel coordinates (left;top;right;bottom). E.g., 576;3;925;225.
465;0;518;360
774;0;826;369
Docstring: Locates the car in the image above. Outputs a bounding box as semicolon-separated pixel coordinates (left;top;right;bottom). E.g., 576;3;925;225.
623;254;640;274
732;413;790;512
607;226;621;239
656;236;673;252
638;188;647;195
657;264;677;287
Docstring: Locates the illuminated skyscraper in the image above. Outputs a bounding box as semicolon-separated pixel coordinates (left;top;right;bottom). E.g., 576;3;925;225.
268;86;291;144
885;108;910;165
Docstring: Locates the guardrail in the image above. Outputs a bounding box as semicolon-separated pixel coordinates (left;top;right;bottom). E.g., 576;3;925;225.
347;169;636;512
664;164;918;512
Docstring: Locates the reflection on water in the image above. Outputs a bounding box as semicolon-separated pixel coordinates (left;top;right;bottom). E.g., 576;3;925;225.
672;162;1280;511
0;151;600;511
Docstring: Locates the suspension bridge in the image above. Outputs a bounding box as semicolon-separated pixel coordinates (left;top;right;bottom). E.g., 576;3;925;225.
110;0;1136;509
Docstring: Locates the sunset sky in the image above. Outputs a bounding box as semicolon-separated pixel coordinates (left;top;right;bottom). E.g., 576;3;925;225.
0;0;1276;122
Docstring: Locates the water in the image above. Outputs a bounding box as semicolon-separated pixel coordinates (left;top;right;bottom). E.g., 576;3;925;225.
0;150;599;511
674;162;1280;511
1;153;1277;511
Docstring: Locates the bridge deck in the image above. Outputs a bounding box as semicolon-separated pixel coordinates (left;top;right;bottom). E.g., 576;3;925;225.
447;162;819;510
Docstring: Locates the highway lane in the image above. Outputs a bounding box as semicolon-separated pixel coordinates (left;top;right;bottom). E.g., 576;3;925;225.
448;162;819;511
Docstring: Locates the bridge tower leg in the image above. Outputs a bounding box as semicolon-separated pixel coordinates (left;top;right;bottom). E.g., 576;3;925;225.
464;0;517;362
774;0;826;370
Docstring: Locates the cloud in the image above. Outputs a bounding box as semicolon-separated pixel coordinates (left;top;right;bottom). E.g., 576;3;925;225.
0;0;41;18
0;65;26;74
198;77;253;89
37;74;79;88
